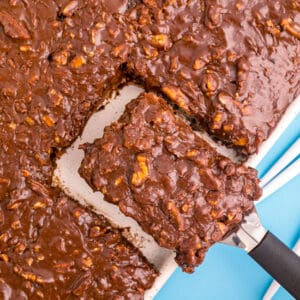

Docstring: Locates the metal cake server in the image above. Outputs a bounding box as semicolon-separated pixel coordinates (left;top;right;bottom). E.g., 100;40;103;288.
221;210;300;298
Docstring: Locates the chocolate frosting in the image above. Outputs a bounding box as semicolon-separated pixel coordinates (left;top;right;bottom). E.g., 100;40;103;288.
0;0;299;296
79;93;262;273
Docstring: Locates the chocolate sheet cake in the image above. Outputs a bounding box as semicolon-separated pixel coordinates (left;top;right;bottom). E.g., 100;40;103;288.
0;1;157;298
0;0;299;297
0;185;157;299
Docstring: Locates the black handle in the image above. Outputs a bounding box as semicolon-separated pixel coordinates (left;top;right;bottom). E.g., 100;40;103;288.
249;231;300;298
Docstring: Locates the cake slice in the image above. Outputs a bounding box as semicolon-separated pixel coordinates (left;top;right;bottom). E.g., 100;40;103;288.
79;93;262;272
125;0;300;155
0;179;158;299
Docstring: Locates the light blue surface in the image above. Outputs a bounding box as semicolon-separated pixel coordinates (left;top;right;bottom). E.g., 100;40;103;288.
156;115;300;300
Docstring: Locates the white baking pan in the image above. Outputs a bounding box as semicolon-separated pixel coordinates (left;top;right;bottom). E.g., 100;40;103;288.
53;84;300;299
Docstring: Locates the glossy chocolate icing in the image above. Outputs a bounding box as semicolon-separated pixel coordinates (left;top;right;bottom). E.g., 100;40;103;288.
0;0;299;297
79;93;262;273
125;0;300;155
0;1;157;299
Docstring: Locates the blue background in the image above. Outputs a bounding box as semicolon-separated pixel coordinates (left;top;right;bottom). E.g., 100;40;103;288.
156;115;300;300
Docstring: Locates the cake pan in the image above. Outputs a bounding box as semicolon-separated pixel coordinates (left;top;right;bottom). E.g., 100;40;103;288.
53;84;300;299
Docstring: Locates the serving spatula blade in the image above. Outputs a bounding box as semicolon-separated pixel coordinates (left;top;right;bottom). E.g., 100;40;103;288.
221;209;300;298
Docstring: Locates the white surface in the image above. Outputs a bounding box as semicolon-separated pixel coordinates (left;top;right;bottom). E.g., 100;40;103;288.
258;158;300;203
260;138;300;188
247;96;300;168
263;239;300;300
53;85;300;299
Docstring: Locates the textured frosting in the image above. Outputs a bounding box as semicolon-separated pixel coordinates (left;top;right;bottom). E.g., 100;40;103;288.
79;93;262;272
0;1;158;299
126;0;300;155
0;0;299;297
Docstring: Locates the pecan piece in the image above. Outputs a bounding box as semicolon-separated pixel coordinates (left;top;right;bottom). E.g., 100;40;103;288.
69;55;86;68
166;201;185;231
41;115;55;127
20;45;33;52
233;136;248;146
25;116;35;126
0;177;10;199
0;11;30;40
71;271;92;296
112;44;130;60
81;256;93;269
281;18;300;40
51;50;70;66
162;86;189;111
54;261;75;274
15;242;26;254
27;179;52;198
0;254;9;262
131;155;149;186
265;19;281;36
149;34;172;50
13;266;47;284
143;0;158;7
210;111;224;130
89;226;107;238
143;44;158;59
0;208;4;225
217;92;241;114
205;2;222;29
62;0;79;17
200;72;219;96
193;58;206;70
